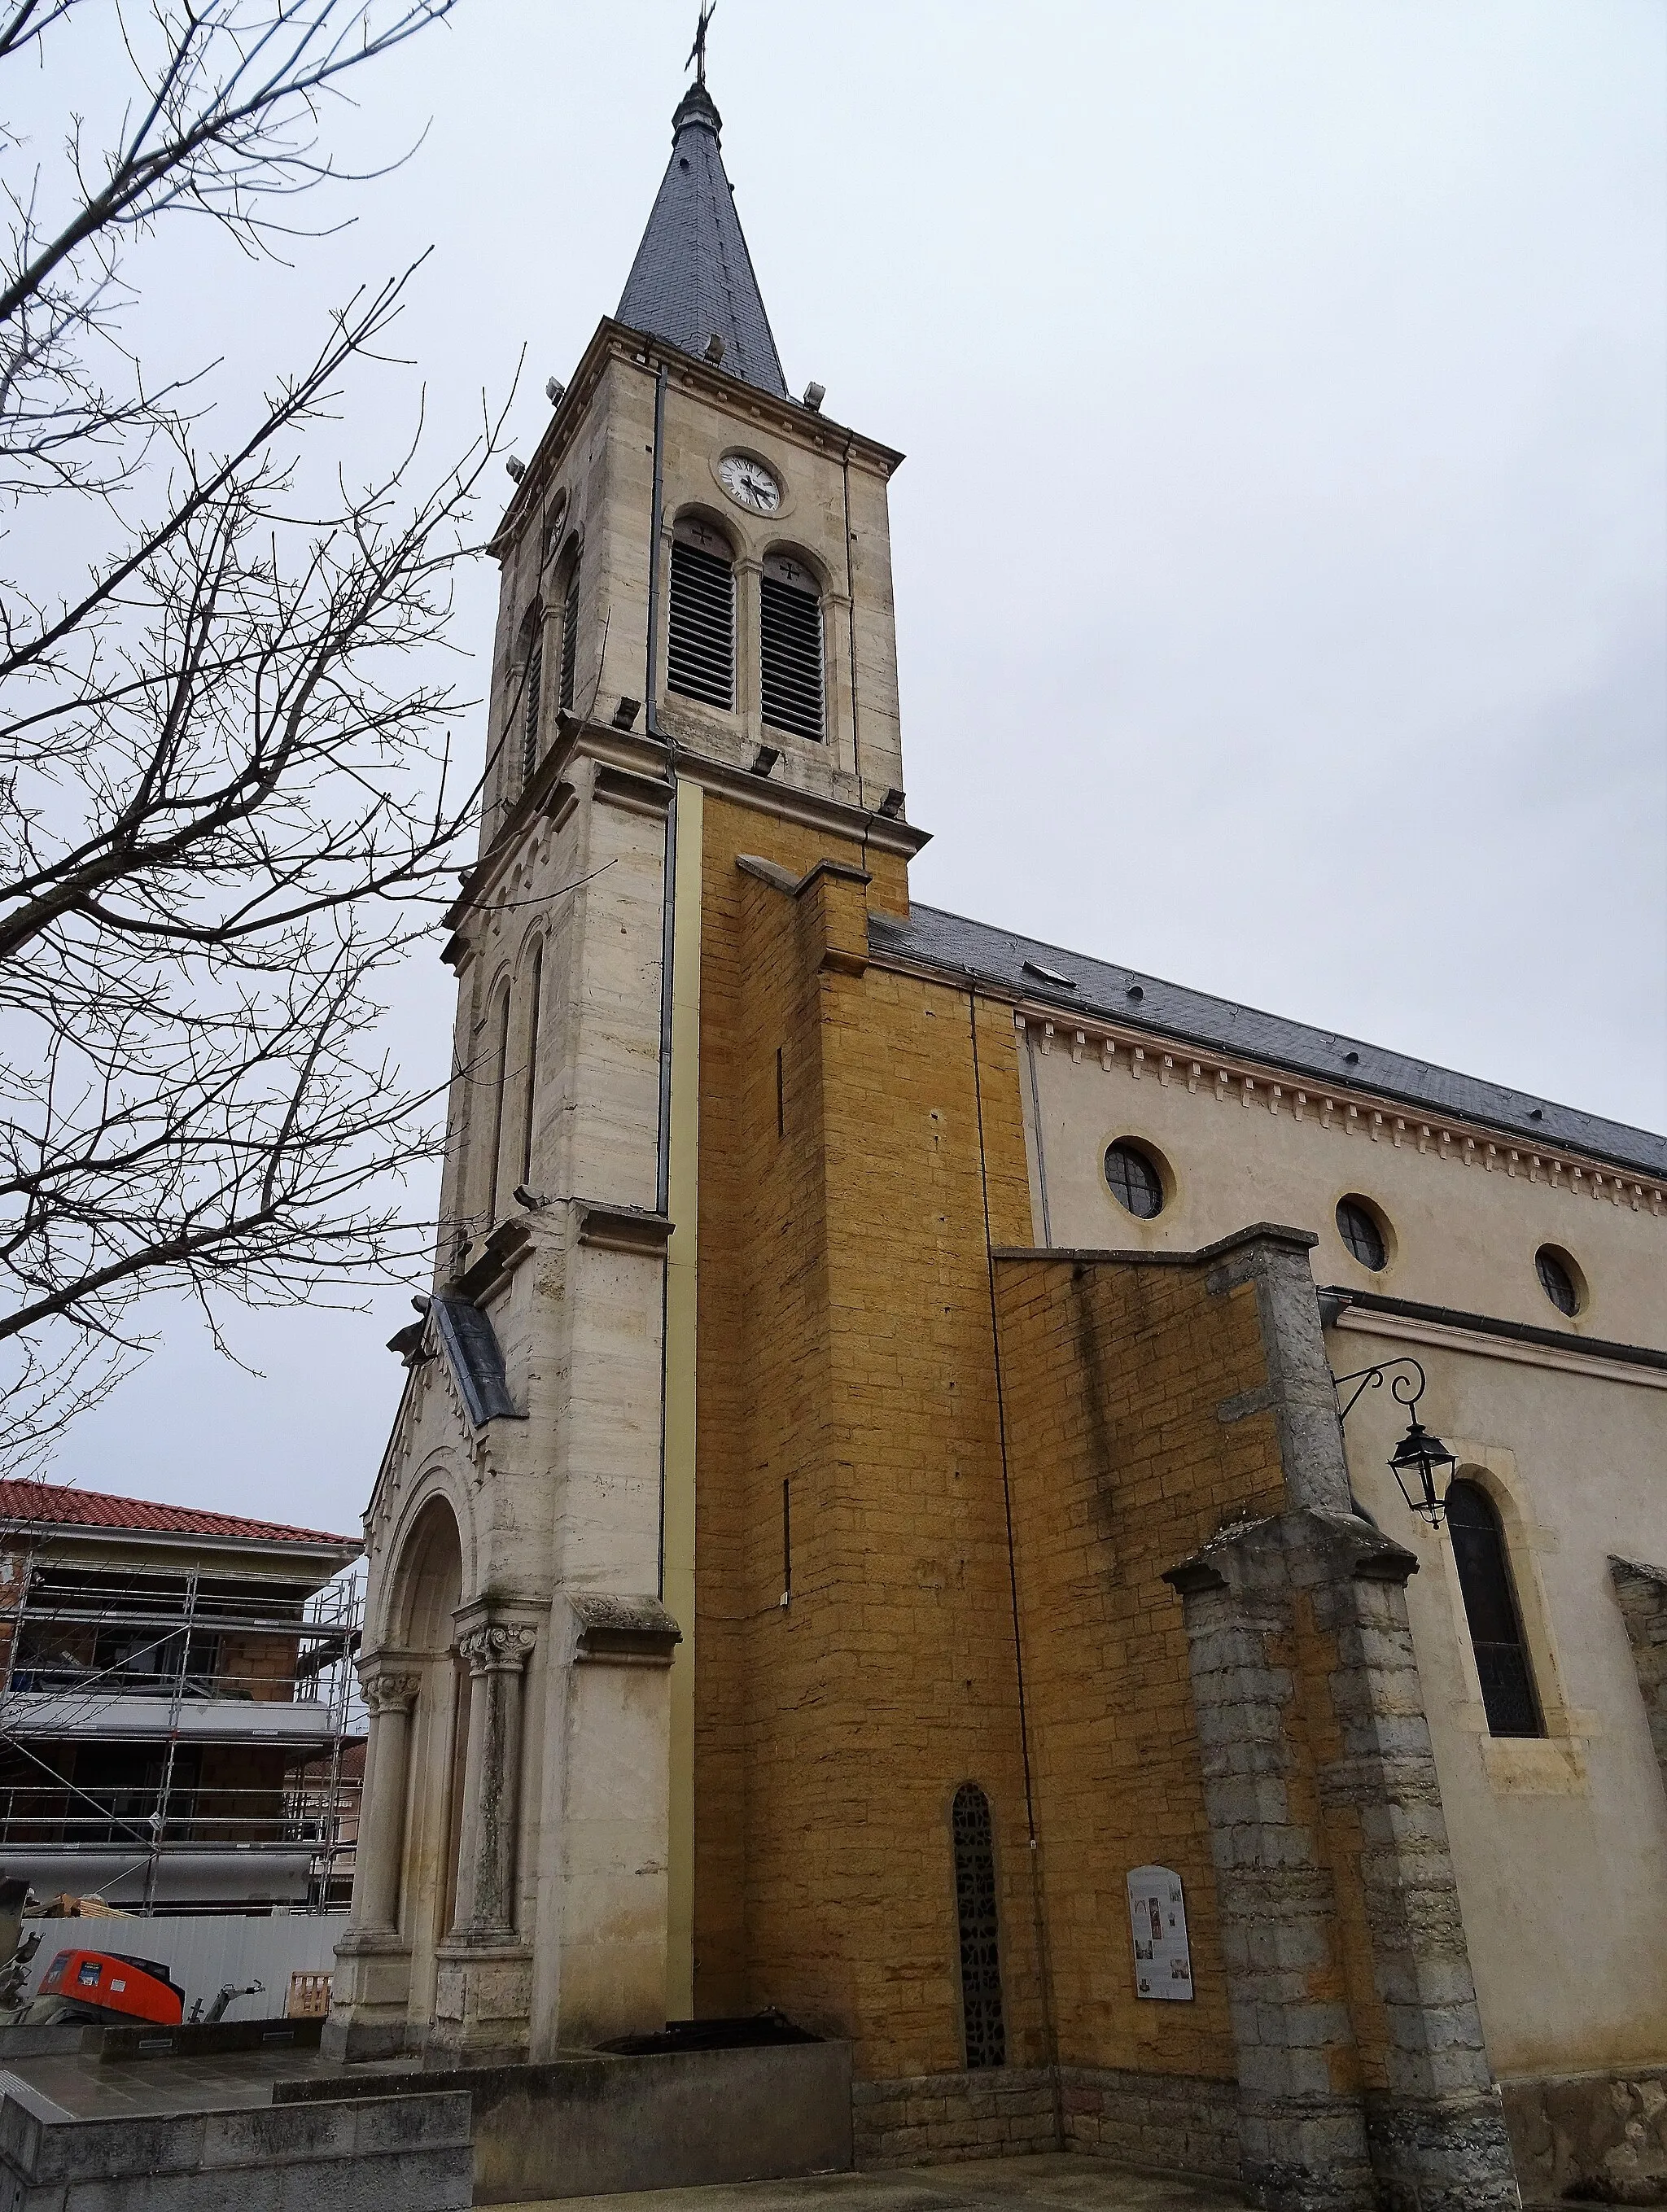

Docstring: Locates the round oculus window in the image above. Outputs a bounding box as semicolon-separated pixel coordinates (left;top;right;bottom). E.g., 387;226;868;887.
1105;1140;1164;1220
1337;1198;1387;1273
1535;1245;1580;1317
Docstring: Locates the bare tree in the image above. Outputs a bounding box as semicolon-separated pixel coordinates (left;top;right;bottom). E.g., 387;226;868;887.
0;1;505;1473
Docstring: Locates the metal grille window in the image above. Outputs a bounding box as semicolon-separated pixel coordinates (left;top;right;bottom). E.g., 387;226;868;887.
667;522;735;709
558;561;580;711
760;552;824;741
1446;1480;1542;1738
1104;1140;1164;1220
1337;1198;1387;1272
951;1782;1005;2069
1536;1246;1579;1316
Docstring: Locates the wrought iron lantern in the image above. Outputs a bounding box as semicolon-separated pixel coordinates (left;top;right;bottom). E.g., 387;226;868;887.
1333;1356;1457;1528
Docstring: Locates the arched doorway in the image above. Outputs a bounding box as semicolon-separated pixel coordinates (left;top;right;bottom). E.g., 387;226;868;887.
384;1495;466;1959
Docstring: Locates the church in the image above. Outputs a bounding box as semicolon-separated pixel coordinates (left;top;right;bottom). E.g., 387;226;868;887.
327;56;1667;2212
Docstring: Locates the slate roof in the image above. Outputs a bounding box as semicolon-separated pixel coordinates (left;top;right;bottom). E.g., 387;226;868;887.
0;1480;357;1550
616;81;788;398
870;903;1667;1183
431;1295;519;1428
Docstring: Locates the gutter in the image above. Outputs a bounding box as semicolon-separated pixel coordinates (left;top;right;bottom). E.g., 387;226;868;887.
1322;1286;1667;1375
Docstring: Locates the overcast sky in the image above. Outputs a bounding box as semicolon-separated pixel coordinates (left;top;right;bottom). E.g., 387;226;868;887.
22;0;1666;1534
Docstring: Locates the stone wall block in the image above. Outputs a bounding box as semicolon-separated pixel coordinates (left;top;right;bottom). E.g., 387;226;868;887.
1609;1558;1667;1797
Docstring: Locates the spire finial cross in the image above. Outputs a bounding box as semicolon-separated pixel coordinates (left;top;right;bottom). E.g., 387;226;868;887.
685;0;715;85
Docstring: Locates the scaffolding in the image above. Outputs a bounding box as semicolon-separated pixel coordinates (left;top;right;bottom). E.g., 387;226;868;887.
0;1558;363;1914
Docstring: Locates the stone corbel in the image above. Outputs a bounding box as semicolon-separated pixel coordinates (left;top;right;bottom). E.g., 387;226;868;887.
568;1590;682;1668
574;1200;673;1257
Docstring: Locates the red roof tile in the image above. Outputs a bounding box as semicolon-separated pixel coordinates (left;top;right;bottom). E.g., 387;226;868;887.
0;1480;357;1550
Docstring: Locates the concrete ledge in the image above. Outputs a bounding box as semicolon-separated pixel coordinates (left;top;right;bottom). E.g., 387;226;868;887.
0;2076;472;2210
278;2039;853;2204
98;2016;326;2063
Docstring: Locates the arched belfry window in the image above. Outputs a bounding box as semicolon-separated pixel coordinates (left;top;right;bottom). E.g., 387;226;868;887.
667;517;735;710
760;551;824;741
1446;1480;1542;1738
518;601;544;789
951;1782;1005;2069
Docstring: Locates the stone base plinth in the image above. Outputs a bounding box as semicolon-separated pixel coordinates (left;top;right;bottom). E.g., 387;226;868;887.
323;1928;413;2061
425;1938;534;2070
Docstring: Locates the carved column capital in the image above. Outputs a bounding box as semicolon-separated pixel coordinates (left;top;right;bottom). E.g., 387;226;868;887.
359;1662;422;1715
457;1620;536;1675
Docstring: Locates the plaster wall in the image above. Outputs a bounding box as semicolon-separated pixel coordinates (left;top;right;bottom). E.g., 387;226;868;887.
1015;1016;1664;1348
1013;1009;1667;2087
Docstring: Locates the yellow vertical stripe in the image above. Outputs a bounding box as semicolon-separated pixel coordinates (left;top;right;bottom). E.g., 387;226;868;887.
663;780;703;2019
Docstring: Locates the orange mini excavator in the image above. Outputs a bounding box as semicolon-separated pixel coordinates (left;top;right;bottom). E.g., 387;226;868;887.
28;1946;185;2028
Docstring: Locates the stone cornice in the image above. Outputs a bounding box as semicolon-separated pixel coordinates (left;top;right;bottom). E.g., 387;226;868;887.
445;715;928;961
491;320;904;558
990;990;1666;1220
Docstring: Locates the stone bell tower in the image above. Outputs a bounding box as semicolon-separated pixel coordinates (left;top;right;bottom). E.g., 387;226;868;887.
326;60;921;2065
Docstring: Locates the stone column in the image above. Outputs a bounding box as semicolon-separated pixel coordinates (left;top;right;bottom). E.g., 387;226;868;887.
323;1654;421;2061
429;1611;539;2067
354;1665;420;1934
450;1619;536;1940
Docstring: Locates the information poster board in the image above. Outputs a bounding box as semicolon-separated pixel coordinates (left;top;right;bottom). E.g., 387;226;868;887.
1127;1864;1192;2001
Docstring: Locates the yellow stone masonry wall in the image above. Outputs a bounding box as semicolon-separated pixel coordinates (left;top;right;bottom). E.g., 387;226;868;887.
994;1253;1282;2089
693;792;1042;2081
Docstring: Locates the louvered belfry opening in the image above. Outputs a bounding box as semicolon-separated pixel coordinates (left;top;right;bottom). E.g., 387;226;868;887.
518;604;543;789
951;1782;1005;2069
760;550;824;741
558;557;581;712
667;518;735;710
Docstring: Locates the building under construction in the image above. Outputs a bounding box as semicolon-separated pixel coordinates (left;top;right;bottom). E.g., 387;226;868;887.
0;1483;362;1914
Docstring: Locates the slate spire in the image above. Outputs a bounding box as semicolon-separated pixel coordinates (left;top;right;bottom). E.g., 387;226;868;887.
616;80;788;399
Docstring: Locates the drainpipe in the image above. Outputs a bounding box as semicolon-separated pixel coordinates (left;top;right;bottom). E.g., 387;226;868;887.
645;356;676;1597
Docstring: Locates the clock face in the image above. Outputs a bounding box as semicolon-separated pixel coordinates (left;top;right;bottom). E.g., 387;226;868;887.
717;452;781;514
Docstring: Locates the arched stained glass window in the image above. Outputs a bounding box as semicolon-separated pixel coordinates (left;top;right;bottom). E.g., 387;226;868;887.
951;1782;1005;2070
1446;1480;1542;1739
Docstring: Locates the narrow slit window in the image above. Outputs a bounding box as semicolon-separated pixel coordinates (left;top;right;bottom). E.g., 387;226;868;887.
951;1782;1005;2069
558;560;581;711
516;601;544;791
781;1478;791;1604
776;1046;785;1138
760;552;824;741
486;984;511;1227
521;946;543;1188
1446;1480;1542;1738
667;521;734;709
521;632;543;787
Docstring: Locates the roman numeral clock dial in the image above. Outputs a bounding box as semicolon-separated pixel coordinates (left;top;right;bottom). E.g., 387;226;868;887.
717;452;781;514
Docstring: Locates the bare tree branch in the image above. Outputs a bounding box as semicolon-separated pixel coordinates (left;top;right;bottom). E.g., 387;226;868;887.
0;0;528;1475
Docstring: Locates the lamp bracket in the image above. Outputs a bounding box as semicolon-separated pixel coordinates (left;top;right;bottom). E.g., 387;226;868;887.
1332;1355;1428;1427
